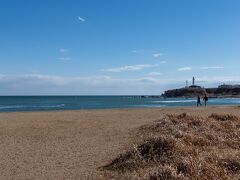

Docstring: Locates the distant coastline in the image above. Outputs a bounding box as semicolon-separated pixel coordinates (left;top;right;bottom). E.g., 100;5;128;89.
162;84;240;98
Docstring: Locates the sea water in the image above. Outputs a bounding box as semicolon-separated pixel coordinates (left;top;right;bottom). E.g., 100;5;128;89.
0;96;239;112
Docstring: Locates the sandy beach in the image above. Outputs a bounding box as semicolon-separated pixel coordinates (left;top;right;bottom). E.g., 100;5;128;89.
0;106;239;179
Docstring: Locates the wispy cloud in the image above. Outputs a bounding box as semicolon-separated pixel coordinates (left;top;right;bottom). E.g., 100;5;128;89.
152;53;163;58
132;49;143;53
148;72;162;76
58;57;71;61
195;76;240;84
58;49;71;61
160;61;167;64
103;64;159;73
200;66;224;70
78;16;86;22
178;67;192;71
59;48;68;53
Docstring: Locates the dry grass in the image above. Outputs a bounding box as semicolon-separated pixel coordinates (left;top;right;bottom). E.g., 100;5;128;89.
102;113;240;179
209;113;239;121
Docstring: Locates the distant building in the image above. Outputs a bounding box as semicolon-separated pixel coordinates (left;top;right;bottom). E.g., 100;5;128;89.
233;85;240;88
188;77;201;89
218;84;240;89
189;85;202;88
218;84;233;89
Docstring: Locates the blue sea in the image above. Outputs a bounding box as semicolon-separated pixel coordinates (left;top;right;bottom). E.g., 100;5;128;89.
0;96;240;112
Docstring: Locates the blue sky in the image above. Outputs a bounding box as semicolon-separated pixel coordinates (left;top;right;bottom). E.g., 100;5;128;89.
0;0;240;95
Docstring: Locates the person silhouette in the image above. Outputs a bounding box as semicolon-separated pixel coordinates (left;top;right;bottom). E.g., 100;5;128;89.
197;96;202;107
203;95;208;106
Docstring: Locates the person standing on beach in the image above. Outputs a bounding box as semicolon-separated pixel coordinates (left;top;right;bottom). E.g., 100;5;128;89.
197;96;202;107
203;95;208;106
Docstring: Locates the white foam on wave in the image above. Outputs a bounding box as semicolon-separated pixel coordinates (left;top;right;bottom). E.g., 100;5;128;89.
0;105;24;109
0;104;65;110
41;104;65;108
152;100;196;103
132;104;167;108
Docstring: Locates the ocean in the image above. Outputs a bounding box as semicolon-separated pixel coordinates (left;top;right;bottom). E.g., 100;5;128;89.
0;96;239;112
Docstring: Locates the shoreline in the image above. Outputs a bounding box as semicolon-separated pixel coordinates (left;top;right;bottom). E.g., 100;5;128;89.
0;105;239;114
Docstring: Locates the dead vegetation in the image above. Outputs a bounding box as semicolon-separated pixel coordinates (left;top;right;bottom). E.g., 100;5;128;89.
209;113;239;121
101;113;240;179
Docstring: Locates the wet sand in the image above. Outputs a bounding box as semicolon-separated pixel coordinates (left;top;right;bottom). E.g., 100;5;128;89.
0;106;239;179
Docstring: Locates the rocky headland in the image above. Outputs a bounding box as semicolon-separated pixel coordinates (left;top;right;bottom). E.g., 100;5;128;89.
162;84;240;98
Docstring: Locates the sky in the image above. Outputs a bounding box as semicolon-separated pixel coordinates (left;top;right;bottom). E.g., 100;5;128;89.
0;0;240;95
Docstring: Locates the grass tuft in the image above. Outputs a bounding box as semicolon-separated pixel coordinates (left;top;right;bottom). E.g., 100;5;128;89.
102;137;175;172
220;159;240;173
102;113;240;179
209;113;239;121
137;137;175;161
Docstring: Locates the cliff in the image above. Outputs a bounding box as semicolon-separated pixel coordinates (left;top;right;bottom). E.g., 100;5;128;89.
163;87;206;98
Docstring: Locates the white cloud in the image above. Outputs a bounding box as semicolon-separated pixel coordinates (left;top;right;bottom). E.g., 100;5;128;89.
196;76;240;83
148;72;162;76
0;74;167;95
178;67;192;71
200;66;224;70
152;53;163;58
1;74;240;95
78;16;86;22
103;64;159;73
59;48;68;53
58;57;71;61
